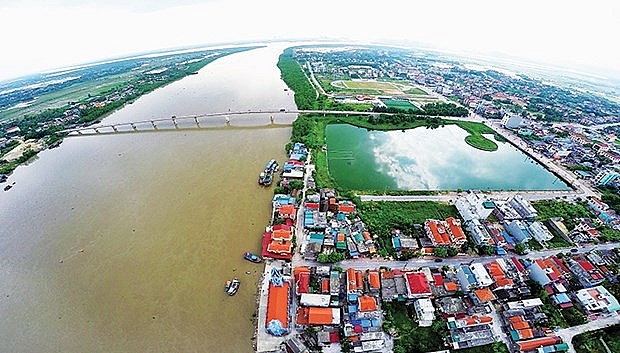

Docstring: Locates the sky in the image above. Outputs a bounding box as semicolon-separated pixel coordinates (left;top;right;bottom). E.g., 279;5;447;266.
1;0;619;82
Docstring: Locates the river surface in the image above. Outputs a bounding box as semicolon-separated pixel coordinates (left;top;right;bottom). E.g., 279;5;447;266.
0;44;295;353
326;124;571;191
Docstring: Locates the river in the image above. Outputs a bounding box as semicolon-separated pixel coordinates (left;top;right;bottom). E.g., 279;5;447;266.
0;44;295;353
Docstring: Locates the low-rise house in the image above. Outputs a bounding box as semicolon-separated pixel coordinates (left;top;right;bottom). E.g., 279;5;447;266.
466;219;493;246
504;220;532;243
527;221;554;244
454;193;496;221
404;272;432;298
569;259;605;288
508;194;538;220
575;286;620;314
414;298;435;327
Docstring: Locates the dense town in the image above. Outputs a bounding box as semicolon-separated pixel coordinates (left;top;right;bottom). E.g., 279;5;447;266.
252;140;620;353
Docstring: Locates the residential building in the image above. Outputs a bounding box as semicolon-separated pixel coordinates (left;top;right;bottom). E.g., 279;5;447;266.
414;298;435;327
502;113;522;129
575;286;620;314
454;193;496;221
446;217;467;246
527;221;554;243
504;220;532;243
594;170;620;186
466;219;492;245
404;272;432;298
508;195;537;220
425;219;451;246
569;260;605;288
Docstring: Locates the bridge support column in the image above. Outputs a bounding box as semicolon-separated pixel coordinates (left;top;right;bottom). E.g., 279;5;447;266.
225;116;230;125
131;123;137;131
172;118;178;129
77;131;82;135
112;125;118;132
94;128;100;134
270;115;274;124
151;121;157;129
194;117;200;128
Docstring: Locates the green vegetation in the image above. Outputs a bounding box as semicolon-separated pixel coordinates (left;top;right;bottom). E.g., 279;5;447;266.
357;201;458;256
317;251;345;263
380;99;421;112
0;148;38;174
382;301;448;353
546;233;572;248
532;200;591;229
573;325;620;353
277;48;317;110
406;87;428;95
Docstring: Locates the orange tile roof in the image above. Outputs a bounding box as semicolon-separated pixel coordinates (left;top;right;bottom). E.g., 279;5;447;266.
369;271;380;289
321;278;330;293
306;307;335;325
512;321;530;330
473;288;496;302
427;220;451;245
278;204;296;216
517;337;561;351
446;217;466;241
266;281;290;329
359;296;377;311
347;268;356;292
509;315;525;324
355;271;363;289
519;328;534;339
272;229;293;241
339;204;355;213
267;241;292;254
362;232;372;241
445;282;459;291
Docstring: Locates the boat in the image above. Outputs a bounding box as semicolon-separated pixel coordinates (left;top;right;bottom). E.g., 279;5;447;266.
243;252;262;263
226;278;240;296
258;159;278;186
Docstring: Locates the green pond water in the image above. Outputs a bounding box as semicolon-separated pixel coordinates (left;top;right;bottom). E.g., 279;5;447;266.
326;124;571;191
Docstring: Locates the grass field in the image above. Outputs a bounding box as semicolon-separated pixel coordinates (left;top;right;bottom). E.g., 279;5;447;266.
342;80;397;90
380;98;419;111
405;87;429;95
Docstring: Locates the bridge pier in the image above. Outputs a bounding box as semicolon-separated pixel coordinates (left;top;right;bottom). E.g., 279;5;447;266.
172;118;178;129
270;115;274;124
151;121;157;129
131;123;137;131
94;128;100;134
112;125;118;132
194;117;200;128
225;116;230;125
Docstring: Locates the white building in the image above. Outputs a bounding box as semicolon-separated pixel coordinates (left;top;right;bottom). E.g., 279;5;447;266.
414;298;435;327
508;195;537;220
454;193;496;222
576;286;620;313
527;221;554;243
466;219;492;245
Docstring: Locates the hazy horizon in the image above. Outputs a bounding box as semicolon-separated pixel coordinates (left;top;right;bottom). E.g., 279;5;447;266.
1;0;619;84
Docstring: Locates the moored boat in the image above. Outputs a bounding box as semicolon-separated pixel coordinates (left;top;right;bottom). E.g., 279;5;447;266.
226;277;240;296
243;252;262;263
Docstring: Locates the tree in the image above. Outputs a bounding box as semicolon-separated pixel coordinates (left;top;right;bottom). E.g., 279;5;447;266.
433;247;448;257
515;242;527;255
447;247;459;257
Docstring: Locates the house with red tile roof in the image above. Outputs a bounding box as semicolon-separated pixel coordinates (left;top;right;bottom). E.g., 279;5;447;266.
446;217;467;246
404;272;432;298
569;258;605;288
425;219;451;246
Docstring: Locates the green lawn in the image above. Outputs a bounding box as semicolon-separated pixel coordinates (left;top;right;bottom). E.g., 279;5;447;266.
342;80;397;90
380;98;420;111
405;87;429;95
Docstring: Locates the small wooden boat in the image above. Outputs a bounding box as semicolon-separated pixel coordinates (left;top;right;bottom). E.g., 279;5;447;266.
226;278;240;296
243;252;262;263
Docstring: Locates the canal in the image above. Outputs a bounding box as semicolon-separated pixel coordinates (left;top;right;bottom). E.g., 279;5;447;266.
0;44;294;353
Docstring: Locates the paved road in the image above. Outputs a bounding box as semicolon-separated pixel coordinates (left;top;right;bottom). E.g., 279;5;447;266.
293;242;620;270
556;313;620;353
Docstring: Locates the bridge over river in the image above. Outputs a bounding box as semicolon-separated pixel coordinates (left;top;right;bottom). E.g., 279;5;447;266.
62;109;395;136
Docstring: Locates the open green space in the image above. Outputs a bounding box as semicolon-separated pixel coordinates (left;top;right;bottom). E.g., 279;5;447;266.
573;325;620;353
405;87;429;95
456;343;509;353
380;98;420;112
357;200;459;256
382;301;448;353
342;80;397;90
531;200;591;230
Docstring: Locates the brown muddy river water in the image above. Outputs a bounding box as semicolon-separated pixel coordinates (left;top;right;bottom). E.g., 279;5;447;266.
0;44;296;352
